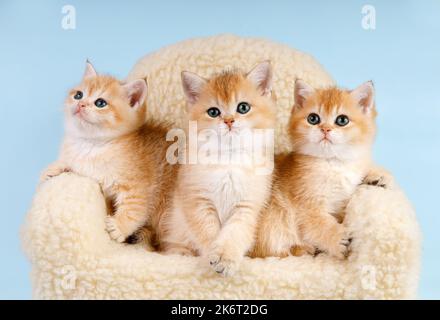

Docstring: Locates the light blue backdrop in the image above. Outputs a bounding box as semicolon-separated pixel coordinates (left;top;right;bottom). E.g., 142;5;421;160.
0;0;438;299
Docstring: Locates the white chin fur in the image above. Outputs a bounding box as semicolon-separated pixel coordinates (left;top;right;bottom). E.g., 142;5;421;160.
65;115;121;141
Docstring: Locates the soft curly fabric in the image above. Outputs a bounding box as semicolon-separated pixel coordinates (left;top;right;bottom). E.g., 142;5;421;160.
22;34;421;299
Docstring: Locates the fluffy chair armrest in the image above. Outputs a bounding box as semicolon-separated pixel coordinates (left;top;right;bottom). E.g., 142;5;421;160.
343;183;421;299
22;173;115;298
23;173;110;257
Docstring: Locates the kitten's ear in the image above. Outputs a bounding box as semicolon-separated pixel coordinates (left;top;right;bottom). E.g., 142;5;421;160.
294;79;315;108
123;79;148;109
83;60;97;79
350;81;375;113
246;60;272;96
181;71;207;105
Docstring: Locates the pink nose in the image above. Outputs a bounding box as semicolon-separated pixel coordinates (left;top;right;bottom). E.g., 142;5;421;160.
78;102;86;108
224;118;235;129
321;127;331;134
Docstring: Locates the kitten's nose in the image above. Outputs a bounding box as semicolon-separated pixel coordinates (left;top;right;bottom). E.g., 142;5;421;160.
224;117;235;129
78;102;86;108
320;126;332;134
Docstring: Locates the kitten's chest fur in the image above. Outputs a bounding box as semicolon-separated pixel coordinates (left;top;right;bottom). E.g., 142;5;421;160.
210;168;246;223
61;138;121;193
187;165;269;224
296;157;368;213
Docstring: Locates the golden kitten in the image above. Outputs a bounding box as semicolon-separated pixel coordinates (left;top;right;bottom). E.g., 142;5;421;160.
41;61;175;247
159;61;276;275
251;79;393;259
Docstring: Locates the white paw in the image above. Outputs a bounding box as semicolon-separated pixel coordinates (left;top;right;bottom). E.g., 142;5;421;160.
328;231;352;260
363;169;394;189
208;252;238;277
40;165;70;183
105;216;126;243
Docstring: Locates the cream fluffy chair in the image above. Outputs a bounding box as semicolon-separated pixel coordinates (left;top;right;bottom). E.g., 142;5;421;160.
22;34;421;299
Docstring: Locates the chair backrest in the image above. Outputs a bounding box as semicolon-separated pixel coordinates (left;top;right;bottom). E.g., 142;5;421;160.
127;34;334;153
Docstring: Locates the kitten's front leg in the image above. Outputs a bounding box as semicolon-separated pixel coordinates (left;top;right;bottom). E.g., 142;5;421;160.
208;202;260;276
39;161;71;183
105;185;150;243
300;207;351;260
159;195;221;256
363;165;395;189
182;197;221;255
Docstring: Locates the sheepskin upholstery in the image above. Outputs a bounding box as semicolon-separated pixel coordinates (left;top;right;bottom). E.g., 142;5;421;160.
22;34;421;299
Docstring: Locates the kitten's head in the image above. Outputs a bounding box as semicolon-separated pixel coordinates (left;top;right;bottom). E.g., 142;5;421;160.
181;61;276;134
65;61;147;139
288;80;377;160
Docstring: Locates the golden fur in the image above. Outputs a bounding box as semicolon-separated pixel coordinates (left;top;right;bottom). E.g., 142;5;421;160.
158;62;276;276
41;62;176;247
251;80;392;259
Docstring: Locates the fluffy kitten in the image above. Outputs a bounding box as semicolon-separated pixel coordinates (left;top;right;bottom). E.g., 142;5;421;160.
251;80;393;259
41;61;175;247
159;61;276;275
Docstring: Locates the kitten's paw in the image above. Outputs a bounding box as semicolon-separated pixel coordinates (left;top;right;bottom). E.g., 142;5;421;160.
363;167;394;189
329;239;351;260
208;252;238;277
40;164;70;183
327;229;352;260
125;227;155;251
207;245;241;277
105;216;127;243
290;244;317;257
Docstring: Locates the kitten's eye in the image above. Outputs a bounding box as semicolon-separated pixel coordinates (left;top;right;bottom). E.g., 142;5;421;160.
237;102;251;114
207;107;221;118
94;98;107;108
73;91;83;100
335;115;349;127
307;113;320;125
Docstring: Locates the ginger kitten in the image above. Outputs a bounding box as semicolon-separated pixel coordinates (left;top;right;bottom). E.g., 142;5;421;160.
159;61;276;275
41;61;174;247
251;80;392;259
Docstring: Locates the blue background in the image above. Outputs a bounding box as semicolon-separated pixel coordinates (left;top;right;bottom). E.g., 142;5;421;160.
0;0;438;299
